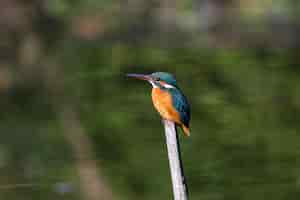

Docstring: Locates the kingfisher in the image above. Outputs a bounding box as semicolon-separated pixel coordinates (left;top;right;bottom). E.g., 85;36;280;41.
127;72;191;136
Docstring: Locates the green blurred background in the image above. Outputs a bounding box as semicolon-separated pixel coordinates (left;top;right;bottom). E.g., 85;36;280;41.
1;0;300;199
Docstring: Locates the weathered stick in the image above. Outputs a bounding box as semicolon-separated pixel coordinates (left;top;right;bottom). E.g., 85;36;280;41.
163;119;189;200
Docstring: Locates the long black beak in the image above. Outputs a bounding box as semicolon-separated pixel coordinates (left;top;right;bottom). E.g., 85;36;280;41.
126;73;152;81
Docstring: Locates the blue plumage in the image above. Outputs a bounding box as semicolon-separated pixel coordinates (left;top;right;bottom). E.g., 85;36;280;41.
152;72;190;128
170;89;190;128
127;71;191;135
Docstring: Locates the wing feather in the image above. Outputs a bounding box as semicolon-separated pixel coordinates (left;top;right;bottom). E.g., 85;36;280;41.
170;88;190;127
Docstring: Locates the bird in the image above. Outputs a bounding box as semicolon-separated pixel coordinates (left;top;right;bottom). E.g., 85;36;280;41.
127;72;191;136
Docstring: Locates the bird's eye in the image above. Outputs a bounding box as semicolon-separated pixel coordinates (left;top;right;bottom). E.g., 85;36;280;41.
155;77;160;81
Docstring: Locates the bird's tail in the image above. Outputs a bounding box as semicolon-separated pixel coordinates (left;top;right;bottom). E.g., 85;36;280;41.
181;124;190;137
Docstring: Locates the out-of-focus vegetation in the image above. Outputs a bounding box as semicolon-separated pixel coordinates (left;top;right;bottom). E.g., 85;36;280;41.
1;0;300;200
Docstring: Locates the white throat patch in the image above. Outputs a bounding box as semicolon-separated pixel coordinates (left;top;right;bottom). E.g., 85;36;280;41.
149;80;158;88
149;80;175;89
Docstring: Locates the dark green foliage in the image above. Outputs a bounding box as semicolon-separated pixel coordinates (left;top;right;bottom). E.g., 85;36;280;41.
2;1;300;200
61;45;300;199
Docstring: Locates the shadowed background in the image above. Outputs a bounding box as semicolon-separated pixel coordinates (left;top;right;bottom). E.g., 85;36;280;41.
1;0;300;200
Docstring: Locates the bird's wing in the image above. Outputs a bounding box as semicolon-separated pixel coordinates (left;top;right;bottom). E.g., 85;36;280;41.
171;89;190;127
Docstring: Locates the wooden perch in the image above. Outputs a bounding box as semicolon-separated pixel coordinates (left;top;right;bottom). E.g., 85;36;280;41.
163;119;189;200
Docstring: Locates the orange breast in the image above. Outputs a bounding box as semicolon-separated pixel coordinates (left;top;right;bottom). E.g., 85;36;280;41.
151;88;181;124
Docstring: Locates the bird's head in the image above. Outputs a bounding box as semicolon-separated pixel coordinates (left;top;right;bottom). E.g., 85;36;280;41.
127;72;178;89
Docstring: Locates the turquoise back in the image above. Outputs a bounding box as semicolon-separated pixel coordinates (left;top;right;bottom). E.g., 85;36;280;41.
170;88;190;128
